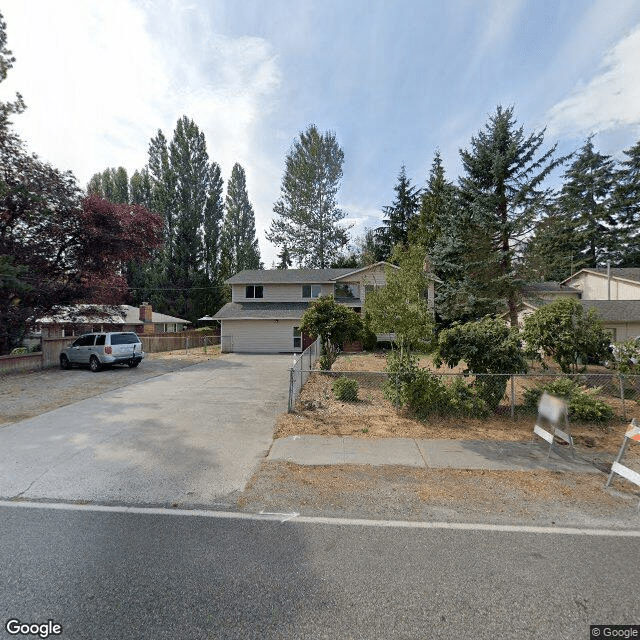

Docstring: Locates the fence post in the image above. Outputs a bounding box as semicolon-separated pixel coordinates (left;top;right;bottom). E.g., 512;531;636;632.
185;336;189;355
619;374;627;422
288;368;295;412
510;375;515;420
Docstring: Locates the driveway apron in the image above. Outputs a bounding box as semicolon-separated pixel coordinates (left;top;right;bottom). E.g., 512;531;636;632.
0;354;293;507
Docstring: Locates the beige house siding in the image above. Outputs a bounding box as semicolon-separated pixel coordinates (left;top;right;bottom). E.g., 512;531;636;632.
231;282;335;303
220;319;301;353
566;272;640;300
603;322;640;342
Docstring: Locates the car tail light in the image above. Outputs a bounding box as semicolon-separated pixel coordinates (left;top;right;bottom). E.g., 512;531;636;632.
104;346;112;354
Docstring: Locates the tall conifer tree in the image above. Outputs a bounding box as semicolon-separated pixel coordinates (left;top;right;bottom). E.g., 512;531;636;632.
557;137;618;269
220;163;261;280
268;124;348;268
456;105;564;326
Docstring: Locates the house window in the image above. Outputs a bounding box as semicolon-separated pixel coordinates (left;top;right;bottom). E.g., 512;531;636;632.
302;284;322;299
364;284;382;296
293;326;302;349
246;285;264;299
334;283;359;299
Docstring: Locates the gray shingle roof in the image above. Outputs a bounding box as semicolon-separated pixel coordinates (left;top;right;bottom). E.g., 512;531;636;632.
213;302;311;320
522;282;580;293
590;268;640;283
226;268;355;285
580;300;640;322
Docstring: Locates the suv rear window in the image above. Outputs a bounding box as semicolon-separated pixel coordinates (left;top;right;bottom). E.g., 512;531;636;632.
110;333;141;345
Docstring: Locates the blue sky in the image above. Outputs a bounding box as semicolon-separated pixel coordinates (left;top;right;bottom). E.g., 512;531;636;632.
2;0;640;266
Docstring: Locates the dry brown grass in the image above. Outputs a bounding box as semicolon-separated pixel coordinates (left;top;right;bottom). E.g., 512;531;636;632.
239;462;640;519
276;352;640;457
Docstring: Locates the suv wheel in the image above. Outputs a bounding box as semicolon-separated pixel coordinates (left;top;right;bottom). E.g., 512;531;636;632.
60;354;70;370
89;355;102;372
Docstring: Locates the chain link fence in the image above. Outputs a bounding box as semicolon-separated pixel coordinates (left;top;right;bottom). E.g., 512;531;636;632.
288;368;640;426
288;338;322;411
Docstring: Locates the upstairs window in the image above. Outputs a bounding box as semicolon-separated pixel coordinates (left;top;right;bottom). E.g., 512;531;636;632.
246;285;264;299
302;284;322;299
334;283;359;299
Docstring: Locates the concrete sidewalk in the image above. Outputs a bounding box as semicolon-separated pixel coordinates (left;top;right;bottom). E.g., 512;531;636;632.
268;436;602;473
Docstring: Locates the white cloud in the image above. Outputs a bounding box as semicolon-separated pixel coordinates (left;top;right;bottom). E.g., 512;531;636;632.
1;0;283;263
546;24;640;138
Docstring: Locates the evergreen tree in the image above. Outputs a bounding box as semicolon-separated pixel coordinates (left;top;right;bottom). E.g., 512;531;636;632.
455;105;565;326
129;169;152;207
410;151;453;253
203;161;224;282
518;204;579;282
86;167;128;203
220;163;261;280
614;138;640;266
276;245;292;269
375;165;421;260
557;137;618;269
267;124;348;268
148;129;176;267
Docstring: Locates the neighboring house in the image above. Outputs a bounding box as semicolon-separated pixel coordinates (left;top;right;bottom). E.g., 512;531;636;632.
561;268;640;342
37;302;191;338
512;282;581;326
561;268;640;301
511;269;640;342
213;262;436;353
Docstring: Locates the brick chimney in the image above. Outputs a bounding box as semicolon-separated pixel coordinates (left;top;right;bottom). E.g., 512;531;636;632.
139;302;153;323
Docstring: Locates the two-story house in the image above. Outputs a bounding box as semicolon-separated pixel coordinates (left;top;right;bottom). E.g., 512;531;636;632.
561;268;640;342
214;262;420;353
511;268;640;342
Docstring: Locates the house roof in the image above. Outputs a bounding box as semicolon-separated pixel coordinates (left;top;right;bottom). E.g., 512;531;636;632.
562;268;640;286
36;304;190;325
331;261;398;280
226;268;354;285
518;298;640;323
580;300;640;323
522;282;580;293
213;302;311;320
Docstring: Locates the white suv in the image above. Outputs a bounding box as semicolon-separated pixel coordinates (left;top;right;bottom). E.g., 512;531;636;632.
60;332;145;372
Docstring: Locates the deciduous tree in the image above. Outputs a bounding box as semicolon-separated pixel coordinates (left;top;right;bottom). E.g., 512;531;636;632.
522;297;611;373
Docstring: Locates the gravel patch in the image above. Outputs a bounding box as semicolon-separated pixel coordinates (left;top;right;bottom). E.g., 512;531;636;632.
0;347;220;425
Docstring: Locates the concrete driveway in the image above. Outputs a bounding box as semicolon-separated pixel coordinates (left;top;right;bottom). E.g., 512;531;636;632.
0;354;293;507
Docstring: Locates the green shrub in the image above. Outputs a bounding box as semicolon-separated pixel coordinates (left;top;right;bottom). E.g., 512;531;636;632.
361;313;378;351
523;378;578;410
448;378;489;418
332;376;359;401
386;368;489;420
9;347;28;355
319;354;333;371
383;350;419;406
473;375;508;410
404;370;451;419
523;378;614;423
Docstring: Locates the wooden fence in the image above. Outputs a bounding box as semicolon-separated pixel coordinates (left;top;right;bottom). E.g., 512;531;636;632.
0;352;43;374
1;333;220;373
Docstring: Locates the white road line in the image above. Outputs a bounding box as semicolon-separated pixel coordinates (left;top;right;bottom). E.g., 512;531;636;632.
1;499;639;537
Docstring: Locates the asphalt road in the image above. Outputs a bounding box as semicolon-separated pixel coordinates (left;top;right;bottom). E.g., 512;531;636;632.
2;503;639;640
0;354;292;506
